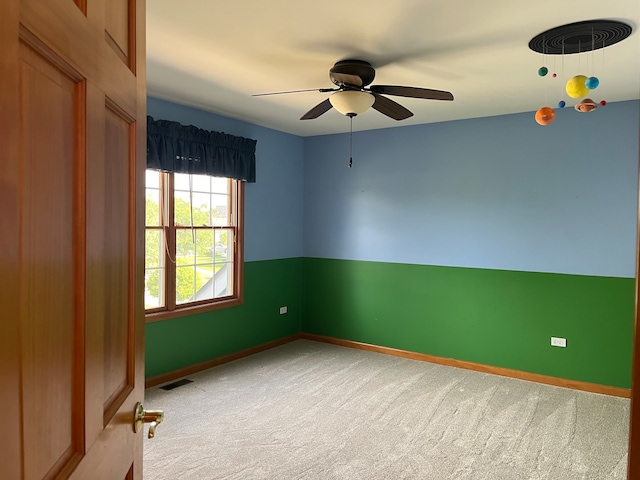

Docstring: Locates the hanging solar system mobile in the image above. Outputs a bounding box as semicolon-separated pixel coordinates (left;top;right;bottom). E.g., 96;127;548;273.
528;20;631;126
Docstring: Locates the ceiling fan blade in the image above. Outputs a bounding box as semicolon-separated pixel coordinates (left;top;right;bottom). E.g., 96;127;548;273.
369;85;454;101
252;87;337;97
300;98;333;120
371;94;413;120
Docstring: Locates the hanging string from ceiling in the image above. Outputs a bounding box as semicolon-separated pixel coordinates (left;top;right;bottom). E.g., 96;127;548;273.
348;114;354;168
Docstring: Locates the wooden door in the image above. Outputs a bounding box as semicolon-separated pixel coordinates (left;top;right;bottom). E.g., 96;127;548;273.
0;0;146;478
630;148;640;477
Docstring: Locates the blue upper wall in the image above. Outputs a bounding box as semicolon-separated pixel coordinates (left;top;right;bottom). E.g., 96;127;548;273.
148;97;639;277
304;101;639;278
148;97;304;262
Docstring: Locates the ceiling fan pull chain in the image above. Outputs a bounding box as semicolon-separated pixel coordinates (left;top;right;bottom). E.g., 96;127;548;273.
349;114;353;168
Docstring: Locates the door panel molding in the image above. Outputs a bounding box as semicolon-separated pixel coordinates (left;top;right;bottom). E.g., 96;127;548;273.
18;40;88;479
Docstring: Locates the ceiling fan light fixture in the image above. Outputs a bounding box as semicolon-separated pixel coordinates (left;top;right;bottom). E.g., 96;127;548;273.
329;90;374;116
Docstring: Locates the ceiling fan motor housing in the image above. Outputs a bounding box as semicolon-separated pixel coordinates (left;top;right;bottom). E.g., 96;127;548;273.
330;60;376;87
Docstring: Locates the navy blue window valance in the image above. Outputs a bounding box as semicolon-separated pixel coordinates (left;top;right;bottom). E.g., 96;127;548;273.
147;116;256;182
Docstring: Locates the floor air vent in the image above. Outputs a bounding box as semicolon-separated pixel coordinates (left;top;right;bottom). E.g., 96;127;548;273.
159;379;193;391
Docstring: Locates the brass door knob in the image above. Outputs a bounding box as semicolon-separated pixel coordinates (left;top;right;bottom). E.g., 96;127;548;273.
134;402;164;438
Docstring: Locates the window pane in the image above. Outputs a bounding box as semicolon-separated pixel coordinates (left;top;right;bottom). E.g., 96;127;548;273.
146;170;162;227
146;229;163;268
146;189;161;226
210;177;228;194
191;174;210;193
145;169;160;188
214;229;231;262
211;193;228;226
145;268;164;309
210;229;233;298
174;191;192;226
176;229;196;261
194;229;215;302
213;262;233;298
195;228;214;258
174;172;190;191
175;265;197;304
191;193;211;226
145;228;164;309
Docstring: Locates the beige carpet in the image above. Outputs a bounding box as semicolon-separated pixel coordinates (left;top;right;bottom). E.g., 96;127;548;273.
143;340;630;479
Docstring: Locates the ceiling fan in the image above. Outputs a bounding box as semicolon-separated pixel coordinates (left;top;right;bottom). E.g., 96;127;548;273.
253;59;454;121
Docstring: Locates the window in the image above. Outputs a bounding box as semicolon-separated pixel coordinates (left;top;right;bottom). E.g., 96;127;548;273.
145;169;244;320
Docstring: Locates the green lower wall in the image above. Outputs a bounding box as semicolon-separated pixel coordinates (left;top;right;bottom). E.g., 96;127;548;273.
145;258;303;379
302;257;636;389
146;256;636;389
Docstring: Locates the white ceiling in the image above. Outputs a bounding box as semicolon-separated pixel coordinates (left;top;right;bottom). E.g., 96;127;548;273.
147;0;640;137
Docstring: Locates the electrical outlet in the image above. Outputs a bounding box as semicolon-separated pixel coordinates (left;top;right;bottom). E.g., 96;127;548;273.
551;337;567;347
279;306;288;315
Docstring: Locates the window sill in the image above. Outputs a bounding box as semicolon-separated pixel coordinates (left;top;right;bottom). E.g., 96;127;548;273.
145;296;243;323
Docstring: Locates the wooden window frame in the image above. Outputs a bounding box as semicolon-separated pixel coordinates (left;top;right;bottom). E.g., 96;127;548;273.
145;171;244;322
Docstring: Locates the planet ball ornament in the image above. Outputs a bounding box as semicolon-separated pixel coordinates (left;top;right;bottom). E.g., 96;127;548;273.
585;76;600;90
574;98;597;113
565;75;589;98
558;100;566;108
538;66;548;77
535;106;556;125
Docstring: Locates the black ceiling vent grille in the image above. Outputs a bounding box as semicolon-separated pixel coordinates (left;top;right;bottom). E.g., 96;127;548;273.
529;20;633;55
